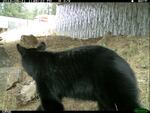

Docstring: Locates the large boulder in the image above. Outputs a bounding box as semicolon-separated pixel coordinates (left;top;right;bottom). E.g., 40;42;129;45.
16;80;38;105
0;67;23;110
0;47;12;67
0;67;9;92
20;34;39;48
6;67;23;91
0;67;23;91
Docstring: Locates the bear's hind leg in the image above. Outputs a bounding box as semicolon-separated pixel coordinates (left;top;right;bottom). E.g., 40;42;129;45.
96;93;116;111
115;96;141;111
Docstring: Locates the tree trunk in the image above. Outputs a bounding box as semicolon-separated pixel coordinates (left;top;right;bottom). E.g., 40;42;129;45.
55;3;149;38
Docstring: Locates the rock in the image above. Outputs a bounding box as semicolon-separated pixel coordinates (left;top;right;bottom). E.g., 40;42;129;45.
20;34;39;48
0;67;23;110
0;67;21;91
0;47;12;67
16;81;38;105
20;70;34;85
6;67;23;91
0;67;8;92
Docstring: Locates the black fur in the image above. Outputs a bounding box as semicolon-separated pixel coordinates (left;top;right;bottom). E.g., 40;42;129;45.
17;42;141;111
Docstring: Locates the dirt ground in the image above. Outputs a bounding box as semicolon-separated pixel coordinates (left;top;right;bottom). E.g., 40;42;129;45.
1;35;149;111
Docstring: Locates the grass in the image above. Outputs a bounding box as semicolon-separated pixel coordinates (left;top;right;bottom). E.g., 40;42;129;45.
0;35;149;110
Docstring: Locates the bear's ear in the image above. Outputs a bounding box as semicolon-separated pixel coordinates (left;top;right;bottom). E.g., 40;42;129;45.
37;42;46;51
16;44;27;56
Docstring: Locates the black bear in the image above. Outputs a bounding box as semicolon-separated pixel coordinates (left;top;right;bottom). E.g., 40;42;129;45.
17;42;141;111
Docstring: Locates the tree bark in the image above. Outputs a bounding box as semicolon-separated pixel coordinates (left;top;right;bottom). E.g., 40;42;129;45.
55;3;149;38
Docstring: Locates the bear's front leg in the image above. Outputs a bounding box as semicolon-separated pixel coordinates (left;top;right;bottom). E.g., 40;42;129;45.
36;80;64;111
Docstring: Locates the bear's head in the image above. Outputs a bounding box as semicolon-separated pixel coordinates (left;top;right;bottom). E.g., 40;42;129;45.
17;42;47;78
17;41;46;55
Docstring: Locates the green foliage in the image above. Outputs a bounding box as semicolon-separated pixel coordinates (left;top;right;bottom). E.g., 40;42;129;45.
36;4;57;15
51;3;56;15
32;7;38;18
0;3;26;19
0;3;57;19
0;3;39;19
